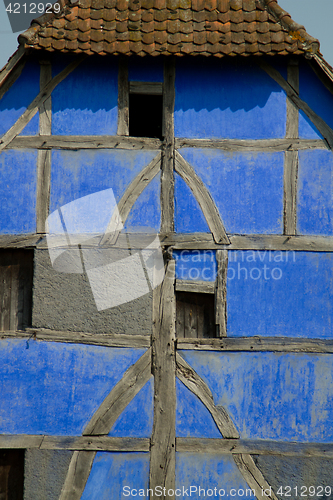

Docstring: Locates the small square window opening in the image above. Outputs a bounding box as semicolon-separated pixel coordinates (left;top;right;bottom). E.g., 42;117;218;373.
176;292;216;339
129;93;163;139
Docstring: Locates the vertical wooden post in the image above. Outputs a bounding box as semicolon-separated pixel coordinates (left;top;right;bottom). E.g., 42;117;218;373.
117;57;129;136
150;257;176;500
161;58;175;235
36;60;52;234
215;249;228;337
284;58;299;236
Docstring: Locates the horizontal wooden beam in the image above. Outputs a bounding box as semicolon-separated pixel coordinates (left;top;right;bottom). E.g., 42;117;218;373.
164;233;333;252
175;138;327;152
177;337;333;353
0;435;149;452
175;279;215;294
129;81;163;95
8;135;162;150
0;234;42;249
176;438;333;458
2;328;151;349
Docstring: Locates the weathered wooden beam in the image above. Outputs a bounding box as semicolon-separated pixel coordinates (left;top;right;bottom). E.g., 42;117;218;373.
0;234;42;249
0;435;149;452
117;58;129;136
162;233;333;252
83;349;152;435
16;328;151;348
175;279;215;294
36;60;52;234
259;60;333;149
215;249;227;337
0;57;26;102
176;438;333;457
0;46;26;88
8;135;162;150
233;454;278;500
100;153;161;245
0;55;88;151
174;152;230;245
176;336;333;353
129;81;163;95
161;58;175;234
175;138;326;152
311;55;333;96
150;259;176;500
59;451;96;500
176;353;239;438
286;59;299;139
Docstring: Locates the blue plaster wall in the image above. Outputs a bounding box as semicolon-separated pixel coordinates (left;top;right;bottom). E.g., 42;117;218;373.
179;350;333;443
176;454;256;499
175;173;209;233
0;149;37;234
227;251;333;338
0;339;146;435
299;61;333;140
0;60;39;137
297;150;333;236
174;250;217;282
123;174;161;233
178;149;284;234
81;453;149;500
174;59;286;140
50;149;158;213
51;57;118;136
176;379;221;439
109;378;154;438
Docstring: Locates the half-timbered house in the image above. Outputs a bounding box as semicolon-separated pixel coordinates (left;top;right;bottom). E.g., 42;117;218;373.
1;0;333;498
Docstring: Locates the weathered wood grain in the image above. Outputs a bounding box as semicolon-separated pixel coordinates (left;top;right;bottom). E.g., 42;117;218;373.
8;135;162;150
117;58;129;136
283;151;298;235
286;59;299;140
83;349;152;435
175;279;215;294
162;233;333;252
175;152;230;244
129;81;163;95
0;55;88;151
176;353;239;438
259;61;333;149
175;138;326;152
100;153;161;245
150;259;176;499
176;438;333;457
59;451;96;500
36;60;52;234
161;58;175;234
0;46;26;88
41;436;150;452
0;434;43;449
215;249;227;337
22;328;151;348
0;234;42;249
233;454;278;500
176;336;333;353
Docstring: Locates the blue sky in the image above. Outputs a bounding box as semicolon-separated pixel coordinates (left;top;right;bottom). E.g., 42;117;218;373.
0;0;332;69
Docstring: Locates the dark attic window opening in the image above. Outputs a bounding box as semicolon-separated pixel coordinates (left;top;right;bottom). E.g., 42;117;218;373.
129;93;163;139
0;449;24;500
176;292;216;339
0;250;34;332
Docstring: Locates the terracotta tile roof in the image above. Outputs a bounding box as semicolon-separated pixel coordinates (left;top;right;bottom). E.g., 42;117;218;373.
18;0;320;57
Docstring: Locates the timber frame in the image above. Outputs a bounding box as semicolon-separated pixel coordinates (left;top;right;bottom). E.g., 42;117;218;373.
1;51;333;500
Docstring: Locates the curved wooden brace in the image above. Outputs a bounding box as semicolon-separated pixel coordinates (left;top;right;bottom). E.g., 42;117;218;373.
176;353;277;500
174;151;230;244
59;348;152;500
100;153;161;246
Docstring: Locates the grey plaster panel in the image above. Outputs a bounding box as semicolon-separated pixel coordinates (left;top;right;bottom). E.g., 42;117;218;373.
32;249;152;335
24;450;73;500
